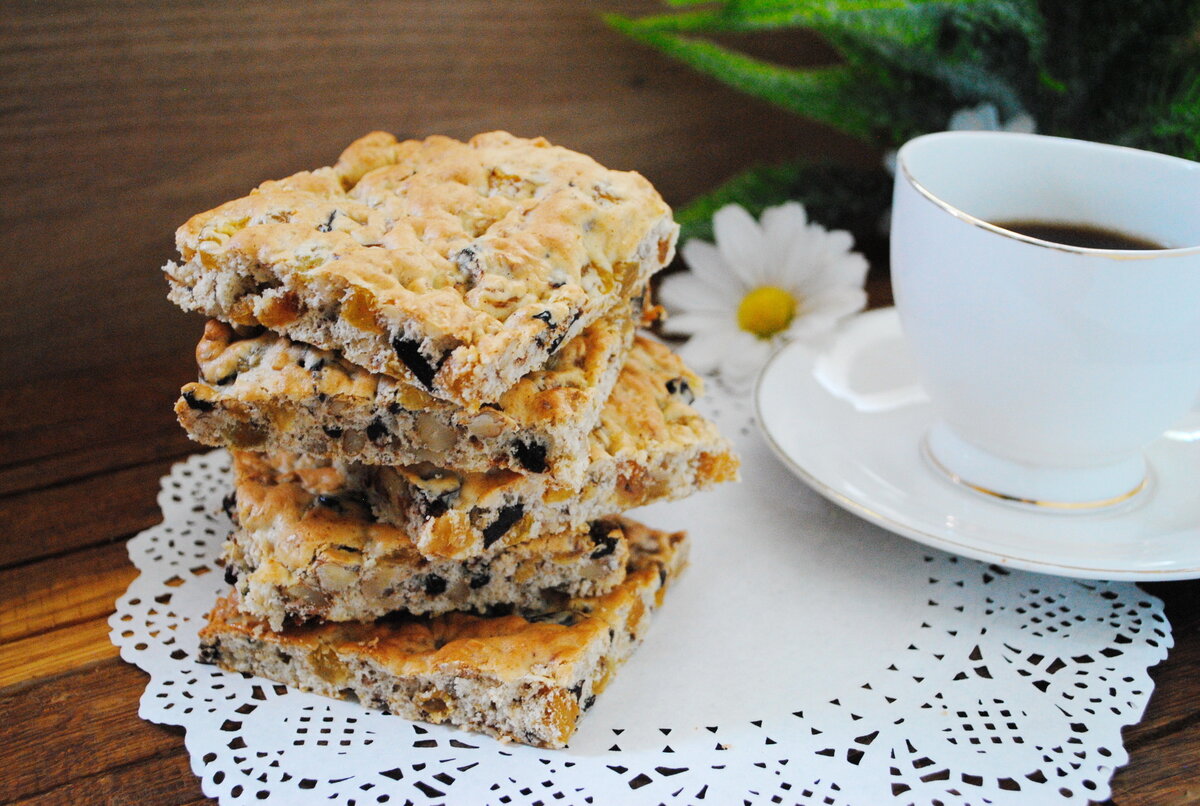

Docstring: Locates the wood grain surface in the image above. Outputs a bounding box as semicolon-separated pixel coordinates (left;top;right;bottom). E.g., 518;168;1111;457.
1;3;1196;804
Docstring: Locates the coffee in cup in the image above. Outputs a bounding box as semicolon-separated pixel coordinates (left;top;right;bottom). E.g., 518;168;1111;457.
891;131;1200;509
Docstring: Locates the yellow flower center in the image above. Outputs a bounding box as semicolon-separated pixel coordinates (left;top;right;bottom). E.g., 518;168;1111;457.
737;286;798;339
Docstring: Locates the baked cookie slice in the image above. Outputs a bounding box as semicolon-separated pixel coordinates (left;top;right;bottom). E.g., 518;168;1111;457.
199;518;688;749
225;450;634;630
165;131;678;408
176;301;636;484
267;335;739;556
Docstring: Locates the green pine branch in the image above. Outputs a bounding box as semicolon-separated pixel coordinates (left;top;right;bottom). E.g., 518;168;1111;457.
608;1;1048;145
674;160;892;247
609;0;1200;240
609;0;1198;151
607;15;889;139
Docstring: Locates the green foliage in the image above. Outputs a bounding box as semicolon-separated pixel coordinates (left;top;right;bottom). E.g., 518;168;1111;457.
609;0;1200;231
1147;74;1200;159
675;160;891;248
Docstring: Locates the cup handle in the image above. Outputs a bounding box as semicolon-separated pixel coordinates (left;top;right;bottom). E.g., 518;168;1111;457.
813;308;930;414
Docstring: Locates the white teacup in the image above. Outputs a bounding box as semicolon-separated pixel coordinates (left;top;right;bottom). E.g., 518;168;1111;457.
891;131;1200;509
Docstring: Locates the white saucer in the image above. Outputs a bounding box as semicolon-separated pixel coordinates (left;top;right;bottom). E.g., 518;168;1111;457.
755;307;1200;581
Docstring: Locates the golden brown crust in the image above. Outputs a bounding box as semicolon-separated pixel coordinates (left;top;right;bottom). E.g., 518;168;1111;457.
226;450;634;626
198;518;688;748
255;335;740;552
596;335;708;455
166;131;678;406
175;307;635;481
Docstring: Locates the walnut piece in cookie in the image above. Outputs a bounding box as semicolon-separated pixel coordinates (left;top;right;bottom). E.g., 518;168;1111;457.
175;301;638;486
224;450;636;628
255;333;741;558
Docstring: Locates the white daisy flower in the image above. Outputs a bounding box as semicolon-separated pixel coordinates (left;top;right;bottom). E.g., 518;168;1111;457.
947;102;1036;135
883;102;1036;175
659;202;869;391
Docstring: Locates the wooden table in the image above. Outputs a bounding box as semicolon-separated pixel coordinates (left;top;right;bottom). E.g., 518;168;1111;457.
4;286;1198;806
2;3;1198;803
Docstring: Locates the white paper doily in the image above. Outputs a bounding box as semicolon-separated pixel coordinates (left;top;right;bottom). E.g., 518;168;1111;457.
112;393;1172;805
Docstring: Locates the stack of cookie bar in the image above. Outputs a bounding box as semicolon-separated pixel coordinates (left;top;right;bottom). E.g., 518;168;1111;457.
164;131;738;748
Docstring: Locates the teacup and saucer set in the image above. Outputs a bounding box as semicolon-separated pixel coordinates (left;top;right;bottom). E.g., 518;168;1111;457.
756;131;1200;580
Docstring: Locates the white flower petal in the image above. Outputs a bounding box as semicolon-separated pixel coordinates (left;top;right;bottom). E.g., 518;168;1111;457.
803;286;868;322
949;103;1000;131
718;331;774;391
760;203;810;286
672;200;871;390
787;310;844;341
659;270;733;315
712;204;769;286
679;239;743;297
776;228;822;287
1005;111;1036;133
947;102;1036;135
878;207;892;236
785;288;866;344
759;202;807;235
676;326;740;375
799;249;868;299
882;149;898;176
660;310;729;338
818;228;856;261
804;235;853;288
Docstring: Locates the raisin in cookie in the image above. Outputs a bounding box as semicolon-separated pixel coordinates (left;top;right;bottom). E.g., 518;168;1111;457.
177;302;636;485
225;450;634;629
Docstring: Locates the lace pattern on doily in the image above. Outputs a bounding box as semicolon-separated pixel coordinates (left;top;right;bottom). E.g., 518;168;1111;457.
113;397;1171;805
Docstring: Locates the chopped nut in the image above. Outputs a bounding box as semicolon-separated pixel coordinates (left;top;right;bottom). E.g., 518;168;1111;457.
415;413;456;452
316;562;359;591
466;409;506;439
309;644;349;685
343;429;367;453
